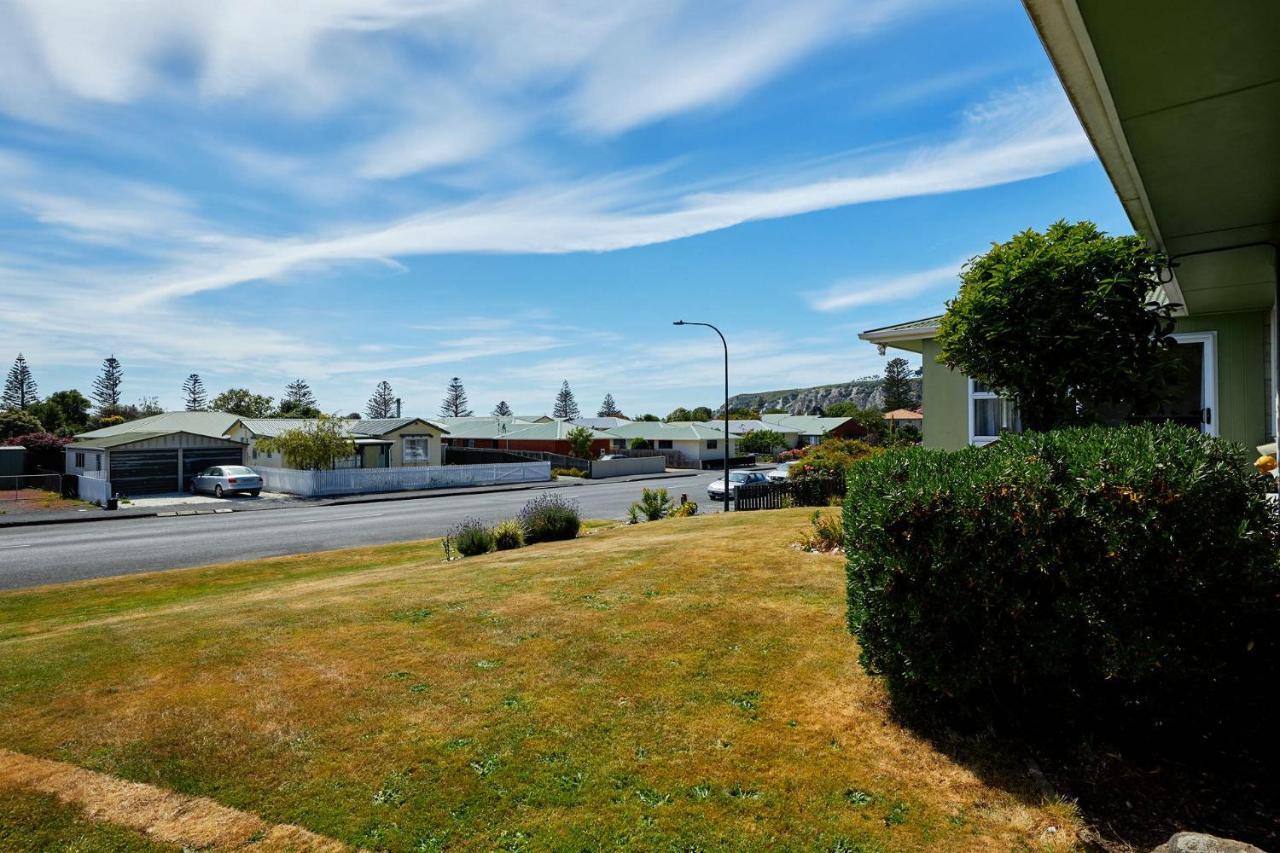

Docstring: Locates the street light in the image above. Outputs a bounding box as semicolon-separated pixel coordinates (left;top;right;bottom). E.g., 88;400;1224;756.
673;320;730;509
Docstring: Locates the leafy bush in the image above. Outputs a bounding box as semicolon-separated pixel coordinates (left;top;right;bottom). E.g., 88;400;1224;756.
493;518;525;551
629;437;651;450
0;410;42;441
671;500;699;517
737;429;788;455
630;487;673;521
844;424;1280;739
551;467;587;479
451;518;495;557
797;509;842;552
519;494;581;543
790;438;877;480
1;431;69;451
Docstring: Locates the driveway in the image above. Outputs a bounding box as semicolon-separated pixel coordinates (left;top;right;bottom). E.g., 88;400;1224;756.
122;490;293;509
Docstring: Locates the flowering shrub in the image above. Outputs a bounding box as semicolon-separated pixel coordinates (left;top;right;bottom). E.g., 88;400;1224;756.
789;438;877;480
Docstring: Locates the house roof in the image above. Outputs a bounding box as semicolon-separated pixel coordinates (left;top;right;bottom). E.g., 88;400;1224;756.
76;411;241;441
696;419;797;436
604;421;730;441
759;414;855;435
231;417;446;439
72;430;241;450
570;417;631;429
435;417;610;441
857;316;942;353
883;408;924;421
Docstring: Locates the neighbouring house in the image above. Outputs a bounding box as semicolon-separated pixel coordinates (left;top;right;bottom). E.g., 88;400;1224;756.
226;417;448;469
757;414;865;446
437;417;613;458
883;408;924;435
0;446;24;478
570;416;631;430
601;421;736;467
67;411;247;494
698;419;803;448
863;3;1278;452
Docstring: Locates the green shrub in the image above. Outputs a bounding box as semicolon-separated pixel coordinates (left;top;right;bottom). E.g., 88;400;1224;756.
451;518;495;557
671;500;699;518
493;518;525;551
551;467;587;479
844;424;1280;739
630;487;673;521
791;438;877;479
797;509;842;552
519;494;581;543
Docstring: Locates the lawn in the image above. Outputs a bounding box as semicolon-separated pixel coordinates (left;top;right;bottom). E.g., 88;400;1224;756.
0;509;1078;851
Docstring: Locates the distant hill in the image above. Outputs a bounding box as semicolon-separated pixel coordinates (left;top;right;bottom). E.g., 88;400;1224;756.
726;376;922;415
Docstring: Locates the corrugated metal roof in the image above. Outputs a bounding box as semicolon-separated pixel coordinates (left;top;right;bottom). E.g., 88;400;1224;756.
72;431;181;448
858;315;943;341
234;417;447;438
696;419;797;436
604;422;730;441
759;414;855;434
76;411;241;441
570;417;631;429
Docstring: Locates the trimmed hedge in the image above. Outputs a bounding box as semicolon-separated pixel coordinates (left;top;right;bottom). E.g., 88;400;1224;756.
844;424;1279;737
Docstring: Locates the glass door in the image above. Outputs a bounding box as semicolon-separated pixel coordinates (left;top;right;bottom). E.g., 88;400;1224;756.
1131;332;1217;435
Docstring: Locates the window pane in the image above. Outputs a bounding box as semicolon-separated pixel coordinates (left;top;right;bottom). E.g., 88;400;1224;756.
973;398;1021;438
973;381;994;394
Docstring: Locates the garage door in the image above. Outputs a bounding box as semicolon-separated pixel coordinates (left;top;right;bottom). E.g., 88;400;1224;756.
182;447;245;482
110;450;179;495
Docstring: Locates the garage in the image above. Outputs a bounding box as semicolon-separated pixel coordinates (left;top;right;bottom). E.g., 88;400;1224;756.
67;413;247;496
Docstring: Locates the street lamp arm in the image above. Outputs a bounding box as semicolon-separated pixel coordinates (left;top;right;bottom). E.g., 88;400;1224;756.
672;319;731;510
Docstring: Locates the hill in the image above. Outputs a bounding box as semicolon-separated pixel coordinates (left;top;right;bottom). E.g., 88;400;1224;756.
727;375;922;415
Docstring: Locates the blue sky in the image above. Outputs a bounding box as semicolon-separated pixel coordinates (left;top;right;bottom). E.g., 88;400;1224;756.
0;0;1129;417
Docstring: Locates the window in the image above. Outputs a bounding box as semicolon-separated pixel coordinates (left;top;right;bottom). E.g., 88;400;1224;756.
92;454;100;471
969;380;1021;445
74;452;85;468
658;439;673;449
403;436;430;463
706;439;718;449
613;439;626;449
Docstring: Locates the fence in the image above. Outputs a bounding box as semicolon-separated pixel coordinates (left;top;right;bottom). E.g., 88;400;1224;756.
254;462;551;497
76;474;112;506
734;476;846;512
443;446;591;471
589;456;666;478
615;448;697;469
1;473;63;501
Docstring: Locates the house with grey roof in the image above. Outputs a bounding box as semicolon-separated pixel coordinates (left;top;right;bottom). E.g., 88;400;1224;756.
602;421;736;467
437;416;613;458
67;411;249;495
226;417;448;469
757;413;864;446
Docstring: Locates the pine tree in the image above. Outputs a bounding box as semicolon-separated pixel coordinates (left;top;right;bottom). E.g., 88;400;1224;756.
278;379;320;418
2;353;38;410
182;373;207;411
552;380;580;419
492;400;513;417
92;355;124;414
367;380;397;419
597;393;623;417
882;357;917;411
440;377;473;417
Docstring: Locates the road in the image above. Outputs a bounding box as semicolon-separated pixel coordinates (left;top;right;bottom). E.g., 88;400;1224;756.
0;473;726;591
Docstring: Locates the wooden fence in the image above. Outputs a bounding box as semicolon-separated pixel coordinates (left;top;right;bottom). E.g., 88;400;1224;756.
734;476;846;512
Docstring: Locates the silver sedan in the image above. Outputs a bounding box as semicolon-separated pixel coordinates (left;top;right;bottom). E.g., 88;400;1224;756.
190;465;263;498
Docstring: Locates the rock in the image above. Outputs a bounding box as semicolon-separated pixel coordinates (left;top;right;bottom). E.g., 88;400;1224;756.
726;376;922;416
1150;832;1267;853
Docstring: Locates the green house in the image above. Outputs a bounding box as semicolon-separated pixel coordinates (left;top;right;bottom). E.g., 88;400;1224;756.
862;1;1278;454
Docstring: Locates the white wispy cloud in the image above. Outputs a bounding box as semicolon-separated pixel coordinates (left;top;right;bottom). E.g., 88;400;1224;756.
807;259;966;312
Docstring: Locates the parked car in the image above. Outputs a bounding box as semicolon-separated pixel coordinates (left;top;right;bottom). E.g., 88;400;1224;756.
598;453;629;461
189;465;263;497
767;461;797;483
707;469;769;501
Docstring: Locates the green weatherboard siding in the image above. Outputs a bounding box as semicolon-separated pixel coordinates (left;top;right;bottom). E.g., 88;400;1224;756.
921;338;969;451
914;309;1270;453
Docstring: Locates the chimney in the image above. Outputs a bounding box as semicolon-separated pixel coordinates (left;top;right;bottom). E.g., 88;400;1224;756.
395;397;402;418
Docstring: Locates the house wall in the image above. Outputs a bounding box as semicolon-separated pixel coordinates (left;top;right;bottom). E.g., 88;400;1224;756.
443;437;611;458
380;422;443;467
65;448;105;476
920;339;970;450
1174;309;1270;450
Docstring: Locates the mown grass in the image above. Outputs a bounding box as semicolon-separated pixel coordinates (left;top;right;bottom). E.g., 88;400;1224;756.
0;510;1079;851
0;787;168;852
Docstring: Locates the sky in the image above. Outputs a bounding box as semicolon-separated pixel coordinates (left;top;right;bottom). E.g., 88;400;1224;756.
0;0;1130;418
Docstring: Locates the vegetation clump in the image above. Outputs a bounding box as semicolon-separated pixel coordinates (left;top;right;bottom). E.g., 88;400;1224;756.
492;518;525;551
450;517;496;557
797;510;842;553
629;487;674;522
844;424;1280;741
519;494;581;543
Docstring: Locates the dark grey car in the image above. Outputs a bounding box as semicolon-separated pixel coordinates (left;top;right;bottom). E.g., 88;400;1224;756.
190;465;263;498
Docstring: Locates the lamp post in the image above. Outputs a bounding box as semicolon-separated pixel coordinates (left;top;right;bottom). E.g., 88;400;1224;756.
673;320;730;510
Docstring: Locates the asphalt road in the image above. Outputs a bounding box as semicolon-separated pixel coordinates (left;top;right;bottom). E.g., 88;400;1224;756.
0;473;727;591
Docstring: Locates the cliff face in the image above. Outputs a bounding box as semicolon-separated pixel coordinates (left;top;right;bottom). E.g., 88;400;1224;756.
726;377;922;415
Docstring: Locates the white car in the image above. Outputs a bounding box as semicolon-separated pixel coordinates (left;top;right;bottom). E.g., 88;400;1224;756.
767;461;797;483
189;465;264;498
707;470;769;501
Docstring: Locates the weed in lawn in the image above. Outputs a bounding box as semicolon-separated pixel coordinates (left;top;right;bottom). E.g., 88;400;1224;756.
474;659;501;669
395;607;434;623
372;772;409;807
688;783;712;801
635;787;672;807
501;694;527;711
844;788;873;807
386;671;410;680
726;783;763;801
729;690;761;713
469;755;500;777
443;737;473;751
884;802;910;826
409;683;429;694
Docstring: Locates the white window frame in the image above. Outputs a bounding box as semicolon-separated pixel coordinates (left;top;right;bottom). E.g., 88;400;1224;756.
967;380;1021;446
402;435;431;463
1170;331;1218;437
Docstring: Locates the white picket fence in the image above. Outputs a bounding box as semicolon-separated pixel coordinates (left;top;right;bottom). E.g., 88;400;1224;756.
77;474;112;506
254;462;551;497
